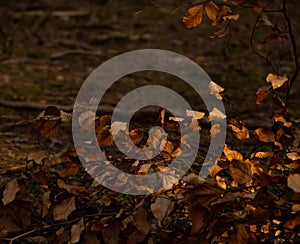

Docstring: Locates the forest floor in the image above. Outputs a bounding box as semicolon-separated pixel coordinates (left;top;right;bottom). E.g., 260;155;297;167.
0;0;299;169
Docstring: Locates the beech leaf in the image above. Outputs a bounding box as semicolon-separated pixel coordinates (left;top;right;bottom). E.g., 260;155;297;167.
183;5;204;28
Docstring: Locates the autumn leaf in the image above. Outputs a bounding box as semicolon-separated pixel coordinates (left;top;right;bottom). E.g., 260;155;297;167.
208;108;226;121
223;144;243;161
209;81;224;99
205;1;219;25
189;205;210;234
284;217;300;229
209;25;229;38
223;14;239;21
229;224;248;244
183;5;204;28
186;109;205;120
229;159;252;184
42;190;51;218
256;86;272;104
273;113;292;127
53;197;76;221
151;197;174;223
2;178;20;206
266;73;289;89
254;128;276;144
133;207;151;235
70;218;85;243
287;174;300;193
228;119;249;140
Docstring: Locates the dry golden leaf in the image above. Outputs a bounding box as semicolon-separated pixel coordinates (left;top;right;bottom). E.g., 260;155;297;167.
209;81;224;100
287;152;300;161
217;5;232;24
186;109;205;120
228;121;249;140
2;179;20;206
254;128;275;143
53;197;76;221
210;123;221;137
229;160;252;184
250;151;274;159
223;14;239;20
70;218;84;244
208;108;226;121
287;174;300;193
151;197;174;223
273;113;292;127
223;144;243;161
292;204;300;212
256;86;272;104
266;73;289;89
209;163;224;177
183;5;204;28
205;1;219;25
159;108;165;126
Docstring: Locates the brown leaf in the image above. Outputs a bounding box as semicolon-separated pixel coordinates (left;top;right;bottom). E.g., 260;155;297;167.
256;86;272;104
284;217;300;229
151;197;174;223
287;174;300;193
28;106;62;138
27;150;48;165
53;197;76;221
183;5;204;28
42;190;51;218
250;151;274;159
57;179;87;195
2;179;20;206
133;207;151;235
273;113;292;127
229;224;248;244
186;110;205;120
260;33;288;45
78;111;96;131
183;180;224;207
59;162;80;177
70;218;85;244
223;14;239;21
189;205;210;234
96;125;114;147
209;25;229;39
127;230;146;243
266;73;289;89
205;1;219;25
130;128;144;145
229;160;252;184
0;216;21;234
223;144;243;161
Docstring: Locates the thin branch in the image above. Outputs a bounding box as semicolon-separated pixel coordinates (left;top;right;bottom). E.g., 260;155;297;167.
282;0;300;105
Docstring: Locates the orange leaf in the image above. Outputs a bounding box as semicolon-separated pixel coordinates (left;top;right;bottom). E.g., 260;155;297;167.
205;1;219;25
183;5;204;28
223;144;243;161
209;25;229;39
228;119;249;140
53;197;76;221
254;128;275;143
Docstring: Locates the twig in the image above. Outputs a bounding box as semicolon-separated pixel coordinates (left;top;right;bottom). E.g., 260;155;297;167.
282;0;300;105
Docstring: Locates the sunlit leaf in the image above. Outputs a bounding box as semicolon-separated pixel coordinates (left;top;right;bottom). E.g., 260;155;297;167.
287;174;300;193
209;81;224;100
266;73;289;89
205;1;219;25
183;5;204;28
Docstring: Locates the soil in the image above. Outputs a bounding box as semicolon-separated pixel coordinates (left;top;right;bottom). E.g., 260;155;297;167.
0;0;299;170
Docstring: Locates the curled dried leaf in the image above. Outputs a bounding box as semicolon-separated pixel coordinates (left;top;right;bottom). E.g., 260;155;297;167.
256;86;272;104
266;73;289;89
183;5;204;28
